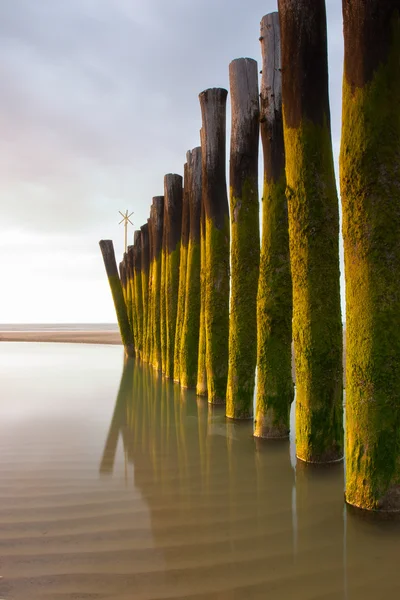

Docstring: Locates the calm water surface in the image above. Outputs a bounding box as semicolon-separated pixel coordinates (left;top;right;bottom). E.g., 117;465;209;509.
0;342;399;599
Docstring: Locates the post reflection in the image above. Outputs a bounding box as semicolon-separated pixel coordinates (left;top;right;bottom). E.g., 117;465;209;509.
100;360;348;598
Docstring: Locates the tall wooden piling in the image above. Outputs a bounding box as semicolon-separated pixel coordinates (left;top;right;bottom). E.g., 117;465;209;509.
278;0;343;462
199;88;230;404
226;58;260;420
340;0;400;511
126;245;135;346
149;196;164;371
164;174;183;379
180;147;202;389
173;159;191;382
196;140;208;397
147;215;154;364
133;231;143;358
140;223;150;362
99;240;134;357
160;205;167;375
255;13;294;438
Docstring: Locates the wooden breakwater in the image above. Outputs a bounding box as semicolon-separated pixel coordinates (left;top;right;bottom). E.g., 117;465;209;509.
100;1;400;514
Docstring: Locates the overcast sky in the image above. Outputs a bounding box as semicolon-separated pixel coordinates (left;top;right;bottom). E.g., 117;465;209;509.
0;0;343;323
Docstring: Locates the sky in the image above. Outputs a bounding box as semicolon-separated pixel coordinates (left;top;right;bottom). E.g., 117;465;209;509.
0;0;343;323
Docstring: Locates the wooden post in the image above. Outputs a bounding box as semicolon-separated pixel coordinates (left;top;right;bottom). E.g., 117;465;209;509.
164;173;183;379
174;157;191;382
99;240;134;357
199;88;230;404
196;136;207;397
147;215;154;364
126;245;135;342
133;230;143;358
226;58;260;420
180;146;202;389
255;13;294;438
149;196;164;371
278;0;343;462
341;0;400;511
119;257;127;305
160;202;167;375
140;223;150;363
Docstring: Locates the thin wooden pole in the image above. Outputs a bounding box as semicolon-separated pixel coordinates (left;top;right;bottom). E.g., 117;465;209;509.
140;223;150;362
196;132;207;397
99;240;134;357
278;0;343;463
226;57;260;420
341;0;400;511
164;173;183;379
255;12;294;438
150;196;164;371
133;230;143;358
199;88;230;404
181;146;202;389
174;157;191;382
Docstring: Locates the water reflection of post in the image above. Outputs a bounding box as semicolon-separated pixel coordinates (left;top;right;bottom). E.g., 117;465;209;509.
295;460;345;597
99;357;134;475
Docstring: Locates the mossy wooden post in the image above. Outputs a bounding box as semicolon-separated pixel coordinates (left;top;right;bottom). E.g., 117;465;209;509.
150;196;164;371
160;203;167;375
278;0;343;462
255;13;293;438
173;159;191;383
226;58;260;420
99;240;134;357
164;173;183;379
119;257;127;305
199;88;230;404
181;146;202;389
133;231;143;359
147;215;154;364
140;223;150;363
340;0;400;511
196;136;208;397
126;245;135;341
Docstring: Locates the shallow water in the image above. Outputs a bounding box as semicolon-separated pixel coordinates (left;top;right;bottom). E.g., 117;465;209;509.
0;342;399;600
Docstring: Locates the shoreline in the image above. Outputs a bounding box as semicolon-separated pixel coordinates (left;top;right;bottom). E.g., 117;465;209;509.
0;331;122;345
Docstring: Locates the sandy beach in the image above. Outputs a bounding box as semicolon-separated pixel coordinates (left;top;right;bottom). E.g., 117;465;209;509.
0;330;122;345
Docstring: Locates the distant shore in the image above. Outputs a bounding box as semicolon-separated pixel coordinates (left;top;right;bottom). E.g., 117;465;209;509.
0;331;122;345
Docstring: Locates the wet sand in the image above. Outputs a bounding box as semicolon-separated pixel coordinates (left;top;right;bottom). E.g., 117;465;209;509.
0;330;122;345
0;341;398;599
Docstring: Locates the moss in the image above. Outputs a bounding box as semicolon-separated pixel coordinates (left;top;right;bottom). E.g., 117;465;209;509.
284;117;343;463
108;274;134;356
226;177;260;419
150;254;162;371
205;214;230;403
134;268;143;359
165;243;181;379
341;17;400;510
196;215;207;397
146;260;154;364
180;239;201;389
255;173;294;438
173;239;188;382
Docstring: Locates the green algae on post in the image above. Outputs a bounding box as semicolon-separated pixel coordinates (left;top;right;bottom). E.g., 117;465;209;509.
133;231;143;358
278;0;343;462
164;173;183;380
255;12;294;439
140;223;150;363
126;245;135;348
199;88;230;404
180;147;202;389
99;239;134;357
149;196;164;371
173;159;190;382
341;0;400;512
160;208;167;376
147;214;154;364
226;58;260;420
